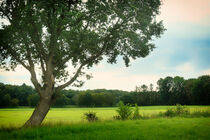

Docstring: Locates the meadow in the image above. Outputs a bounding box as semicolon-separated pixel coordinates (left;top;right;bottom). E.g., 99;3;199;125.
0;118;209;140
0;106;210;140
0;105;209;127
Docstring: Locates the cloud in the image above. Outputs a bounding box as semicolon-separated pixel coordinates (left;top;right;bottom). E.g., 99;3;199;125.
159;0;210;25
0;66;31;86
0;66;29;77
80;68;160;91
200;68;210;75
176;62;194;73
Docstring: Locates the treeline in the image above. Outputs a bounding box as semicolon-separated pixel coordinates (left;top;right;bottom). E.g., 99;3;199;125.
0;83;35;107
123;75;210;106
0;83;127;107
0;75;209;107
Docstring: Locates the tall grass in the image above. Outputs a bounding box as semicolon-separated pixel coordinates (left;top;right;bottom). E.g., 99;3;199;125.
0;118;209;140
158;104;210;118
0;106;209;127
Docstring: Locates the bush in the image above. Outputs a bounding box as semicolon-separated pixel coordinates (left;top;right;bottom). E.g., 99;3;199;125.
132;104;141;119
115;101;133;120
175;104;189;115
83;111;98;122
164;104;189;117
190;110;210;117
113;115;121;120
164;108;175;117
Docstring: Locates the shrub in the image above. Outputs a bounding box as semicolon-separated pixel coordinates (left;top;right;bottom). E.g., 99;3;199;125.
175;104;189;115
164;104;189;117
115;101;133;120
132;104;141;119
164;108;175;117
83;111;98;122
113;115;121;120
190;110;210;117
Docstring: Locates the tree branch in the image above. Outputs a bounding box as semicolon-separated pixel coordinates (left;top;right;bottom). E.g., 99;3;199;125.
55;45;106;92
54;19;124;92
40;58;46;75
26;47;43;94
8;49;29;70
55;63;84;92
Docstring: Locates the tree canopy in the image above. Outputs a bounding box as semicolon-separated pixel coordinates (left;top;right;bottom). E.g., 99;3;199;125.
0;0;164;92
0;0;165;126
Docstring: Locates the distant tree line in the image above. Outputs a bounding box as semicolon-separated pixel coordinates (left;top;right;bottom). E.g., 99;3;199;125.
123;75;210;106
0;83;34;107
0;75;209;107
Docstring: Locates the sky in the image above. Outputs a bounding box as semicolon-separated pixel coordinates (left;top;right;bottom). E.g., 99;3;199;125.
0;0;210;91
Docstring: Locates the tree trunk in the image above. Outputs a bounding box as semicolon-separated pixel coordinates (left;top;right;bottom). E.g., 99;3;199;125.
23;97;52;127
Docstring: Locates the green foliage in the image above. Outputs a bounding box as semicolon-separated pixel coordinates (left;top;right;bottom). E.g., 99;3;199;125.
53;94;70;107
0;75;209;108
114;103;141;120
77;91;117;107
0;83;35;107
132;104;141;119
115;101;133;120
163;104;189;117
27;94;39;107
0;0;164;89
83;111;98;122
157;76;186;105
113;115;121;120
190;110;210;117
10;98;19;106
2;94;11;106
77;92;93;107
0;0;164;125
156;75;210;105
191;75;210;105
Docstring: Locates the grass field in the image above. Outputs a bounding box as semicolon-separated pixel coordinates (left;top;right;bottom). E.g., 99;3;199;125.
0;106;209;140
0;117;210;140
0;105;209;127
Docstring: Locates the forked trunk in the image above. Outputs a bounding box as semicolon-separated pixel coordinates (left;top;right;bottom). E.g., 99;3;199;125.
24;97;52;127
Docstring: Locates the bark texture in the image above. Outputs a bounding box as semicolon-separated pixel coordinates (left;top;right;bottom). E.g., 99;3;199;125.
24;96;52;127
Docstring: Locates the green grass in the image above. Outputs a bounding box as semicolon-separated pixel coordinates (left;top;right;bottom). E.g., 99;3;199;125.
0;117;210;140
0;106;209;140
0;106;209;127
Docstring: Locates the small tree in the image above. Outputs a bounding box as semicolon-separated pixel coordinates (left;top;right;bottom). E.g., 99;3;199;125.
0;0;164;126
133;104;141;119
116;101;133;120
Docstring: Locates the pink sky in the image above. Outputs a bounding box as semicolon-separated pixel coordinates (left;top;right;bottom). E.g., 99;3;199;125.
160;0;210;24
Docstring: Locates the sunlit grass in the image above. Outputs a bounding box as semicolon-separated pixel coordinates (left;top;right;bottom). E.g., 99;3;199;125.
0;106;209;127
0;117;210;140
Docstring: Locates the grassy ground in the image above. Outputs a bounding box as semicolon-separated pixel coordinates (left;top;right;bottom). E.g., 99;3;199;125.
0;106;209;127
0;117;210;140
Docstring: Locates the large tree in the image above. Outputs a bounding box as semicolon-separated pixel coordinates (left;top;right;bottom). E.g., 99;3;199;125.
0;0;164;126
